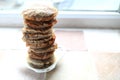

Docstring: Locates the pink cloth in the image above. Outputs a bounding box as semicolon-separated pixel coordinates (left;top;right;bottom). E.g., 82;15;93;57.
55;30;87;51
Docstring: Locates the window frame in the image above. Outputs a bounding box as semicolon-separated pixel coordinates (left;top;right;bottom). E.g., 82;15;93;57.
0;10;120;29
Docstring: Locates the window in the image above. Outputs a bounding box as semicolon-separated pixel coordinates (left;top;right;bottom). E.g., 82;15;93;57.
54;0;120;11
0;0;120;28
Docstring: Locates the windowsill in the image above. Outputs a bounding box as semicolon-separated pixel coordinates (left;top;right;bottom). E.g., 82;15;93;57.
0;9;120;28
0;28;120;80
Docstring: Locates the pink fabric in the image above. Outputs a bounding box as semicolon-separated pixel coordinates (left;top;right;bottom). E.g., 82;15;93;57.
55;30;87;51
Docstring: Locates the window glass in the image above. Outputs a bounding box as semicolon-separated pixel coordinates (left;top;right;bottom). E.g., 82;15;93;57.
0;0;119;12
0;0;23;10
54;0;120;11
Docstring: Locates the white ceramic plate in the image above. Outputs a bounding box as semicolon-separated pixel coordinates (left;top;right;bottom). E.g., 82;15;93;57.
26;46;66;73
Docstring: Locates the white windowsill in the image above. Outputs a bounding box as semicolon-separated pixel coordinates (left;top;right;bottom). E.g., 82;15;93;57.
0;10;120;28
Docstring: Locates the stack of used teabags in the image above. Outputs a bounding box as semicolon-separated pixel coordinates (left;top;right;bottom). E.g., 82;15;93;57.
22;4;58;69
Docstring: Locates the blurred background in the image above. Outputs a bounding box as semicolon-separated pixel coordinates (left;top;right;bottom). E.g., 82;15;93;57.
0;0;119;12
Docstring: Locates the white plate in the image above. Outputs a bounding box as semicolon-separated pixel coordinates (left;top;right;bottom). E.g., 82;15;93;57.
26;46;66;73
